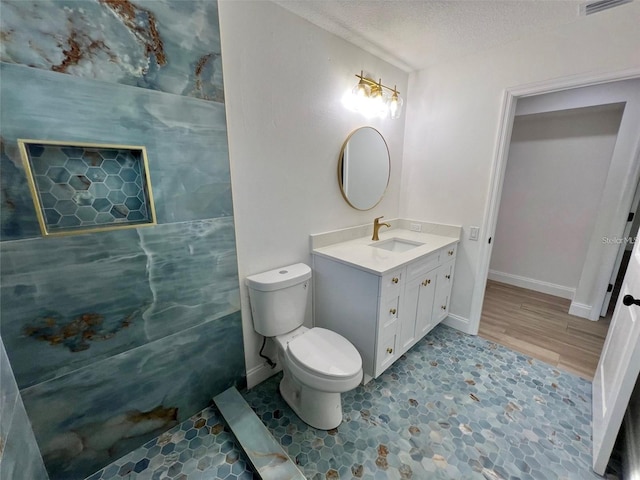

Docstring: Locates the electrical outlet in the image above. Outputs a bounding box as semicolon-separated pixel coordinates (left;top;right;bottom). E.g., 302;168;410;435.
469;226;480;241
410;223;422;232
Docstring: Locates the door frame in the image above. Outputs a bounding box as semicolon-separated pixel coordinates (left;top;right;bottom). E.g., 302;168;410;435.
600;177;640;316
469;67;640;334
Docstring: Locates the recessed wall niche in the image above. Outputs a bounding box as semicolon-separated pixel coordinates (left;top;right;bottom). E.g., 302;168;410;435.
18;139;157;236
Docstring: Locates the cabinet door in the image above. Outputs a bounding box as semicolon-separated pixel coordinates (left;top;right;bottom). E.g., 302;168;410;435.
415;272;437;337
401;271;437;351
400;280;419;350
432;260;454;325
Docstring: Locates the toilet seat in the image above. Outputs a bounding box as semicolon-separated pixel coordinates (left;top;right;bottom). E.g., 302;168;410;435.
284;328;363;393
287;328;362;378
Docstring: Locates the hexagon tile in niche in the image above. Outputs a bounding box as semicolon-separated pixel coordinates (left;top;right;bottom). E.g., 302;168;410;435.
18;140;156;236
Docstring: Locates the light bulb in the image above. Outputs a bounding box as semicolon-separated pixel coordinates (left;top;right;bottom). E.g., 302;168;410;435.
352;75;371;99
370;82;383;103
370;82;387;118
350;73;372;114
352;83;368;99
389;89;403;119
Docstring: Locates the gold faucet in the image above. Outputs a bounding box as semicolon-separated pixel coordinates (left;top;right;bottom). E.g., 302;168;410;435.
372;216;391;241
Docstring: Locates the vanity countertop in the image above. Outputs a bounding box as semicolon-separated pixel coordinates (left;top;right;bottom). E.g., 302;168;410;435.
312;228;459;275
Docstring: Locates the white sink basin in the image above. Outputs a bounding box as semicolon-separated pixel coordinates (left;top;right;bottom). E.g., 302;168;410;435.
370;237;424;252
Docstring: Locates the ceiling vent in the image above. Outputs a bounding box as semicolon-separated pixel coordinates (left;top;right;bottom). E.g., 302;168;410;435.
581;0;633;15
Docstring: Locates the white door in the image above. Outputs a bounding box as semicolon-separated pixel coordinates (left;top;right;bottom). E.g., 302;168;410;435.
592;235;640;474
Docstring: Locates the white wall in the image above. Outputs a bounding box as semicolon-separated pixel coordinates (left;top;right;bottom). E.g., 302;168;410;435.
401;2;640;333
218;0;408;387
489;104;624;298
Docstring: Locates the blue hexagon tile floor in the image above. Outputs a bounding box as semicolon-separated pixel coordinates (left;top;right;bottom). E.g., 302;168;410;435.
85;407;259;480
88;324;619;479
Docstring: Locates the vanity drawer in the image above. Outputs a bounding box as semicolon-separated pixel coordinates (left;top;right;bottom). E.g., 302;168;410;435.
442;244;457;260
376;319;398;373
406;252;439;280
381;295;400;329
381;268;404;295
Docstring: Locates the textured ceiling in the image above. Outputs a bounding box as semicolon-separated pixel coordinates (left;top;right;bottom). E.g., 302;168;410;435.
274;0;586;72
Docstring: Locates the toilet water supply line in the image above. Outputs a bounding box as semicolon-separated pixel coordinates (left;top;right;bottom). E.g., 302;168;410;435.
260;336;277;368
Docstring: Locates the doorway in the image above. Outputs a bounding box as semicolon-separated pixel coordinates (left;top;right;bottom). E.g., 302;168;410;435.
488;103;625;302
471;73;640;337
478;102;626;378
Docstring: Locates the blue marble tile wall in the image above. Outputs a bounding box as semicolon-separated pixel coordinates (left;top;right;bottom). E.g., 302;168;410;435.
0;1;246;479
0;338;49;479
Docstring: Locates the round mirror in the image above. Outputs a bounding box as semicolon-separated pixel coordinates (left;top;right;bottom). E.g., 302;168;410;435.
338;127;390;210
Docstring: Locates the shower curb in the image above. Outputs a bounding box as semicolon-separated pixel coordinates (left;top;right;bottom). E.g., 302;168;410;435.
213;387;306;479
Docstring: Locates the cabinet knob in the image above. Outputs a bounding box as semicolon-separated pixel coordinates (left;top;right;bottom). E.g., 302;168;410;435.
448;250;454;256
389;308;396;315
392;277;399;284
445;274;451;280
386;347;393;354
422;278;431;286
441;305;447;310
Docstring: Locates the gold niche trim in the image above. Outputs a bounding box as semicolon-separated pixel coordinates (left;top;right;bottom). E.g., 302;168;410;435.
18;139;157;237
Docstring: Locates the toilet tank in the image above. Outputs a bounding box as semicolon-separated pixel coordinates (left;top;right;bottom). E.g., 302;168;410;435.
246;263;312;337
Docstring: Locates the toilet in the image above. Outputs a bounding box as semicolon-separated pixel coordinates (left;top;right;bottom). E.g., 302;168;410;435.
246;263;363;430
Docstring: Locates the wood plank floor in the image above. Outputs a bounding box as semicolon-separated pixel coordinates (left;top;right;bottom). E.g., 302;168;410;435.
478;280;612;380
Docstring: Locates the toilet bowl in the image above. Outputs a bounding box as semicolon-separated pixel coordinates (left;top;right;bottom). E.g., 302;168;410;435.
246;263;363;430
275;326;362;429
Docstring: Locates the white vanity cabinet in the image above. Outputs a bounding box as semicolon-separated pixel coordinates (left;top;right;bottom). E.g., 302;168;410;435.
313;242;457;383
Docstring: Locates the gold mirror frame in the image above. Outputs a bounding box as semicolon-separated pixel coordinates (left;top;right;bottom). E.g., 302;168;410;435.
337;127;390;211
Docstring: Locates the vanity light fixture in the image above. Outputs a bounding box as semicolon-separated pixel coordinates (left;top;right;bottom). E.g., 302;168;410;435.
346;71;404;119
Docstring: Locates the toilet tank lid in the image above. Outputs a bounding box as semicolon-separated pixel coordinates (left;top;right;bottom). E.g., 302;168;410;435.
246;263;311;292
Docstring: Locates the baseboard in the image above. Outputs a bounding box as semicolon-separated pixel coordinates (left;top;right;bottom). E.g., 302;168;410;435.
568;301;594;320
488;270;575;300
246;362;282;389
442;313;475;335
